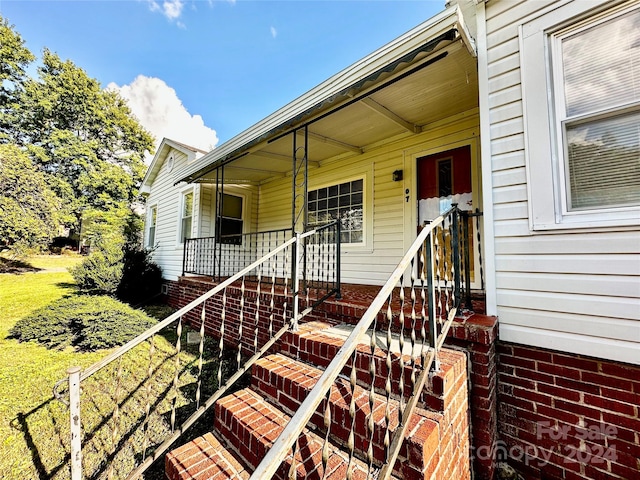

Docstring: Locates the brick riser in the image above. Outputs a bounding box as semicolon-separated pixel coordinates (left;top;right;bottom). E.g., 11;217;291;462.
281;322;467;414
252;353;443;476
166;321;471;480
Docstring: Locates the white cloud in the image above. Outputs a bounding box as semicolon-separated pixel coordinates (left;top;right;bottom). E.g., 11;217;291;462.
107;75;218;162
147;0;185;22
270;26;277;38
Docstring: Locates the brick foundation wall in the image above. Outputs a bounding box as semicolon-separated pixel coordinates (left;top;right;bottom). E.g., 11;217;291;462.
165;277;292;356
498;342;640;480
446;315;498;480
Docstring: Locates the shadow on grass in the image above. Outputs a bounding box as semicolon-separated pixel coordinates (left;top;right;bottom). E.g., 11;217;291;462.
0;257;41;274
10;397;68;480
54;282;79;290
9;325;250;480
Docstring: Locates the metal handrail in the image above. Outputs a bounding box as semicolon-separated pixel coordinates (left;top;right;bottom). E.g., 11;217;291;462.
249;206;460;480
54;236;298;390
54;235;300;480
53;219;345;480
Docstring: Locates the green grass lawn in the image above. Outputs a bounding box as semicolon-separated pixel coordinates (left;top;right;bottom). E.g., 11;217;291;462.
0;256;224;480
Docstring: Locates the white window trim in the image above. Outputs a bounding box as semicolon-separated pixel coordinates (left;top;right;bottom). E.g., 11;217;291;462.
520;0;640;231
307;169;372;251
177;187;195;245
146;203;158;248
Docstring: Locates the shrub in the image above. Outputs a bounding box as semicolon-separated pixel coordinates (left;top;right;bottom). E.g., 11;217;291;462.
70;238;123;294
117;248;163;305
10;295;156;351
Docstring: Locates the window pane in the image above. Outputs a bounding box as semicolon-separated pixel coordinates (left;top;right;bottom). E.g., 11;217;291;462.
562;9;640;117
181;217;192;240
438;159;453;197
566;111;640;209
148;227;155;247
183;192;193;217
222;194;242;219
307;179;364;243
220;218;243;245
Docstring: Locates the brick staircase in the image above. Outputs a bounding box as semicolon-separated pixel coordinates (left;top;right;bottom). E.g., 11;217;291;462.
166;320;470;480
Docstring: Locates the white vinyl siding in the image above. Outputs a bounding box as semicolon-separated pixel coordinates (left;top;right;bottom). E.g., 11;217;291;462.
145;148;202;281
484;0;640;365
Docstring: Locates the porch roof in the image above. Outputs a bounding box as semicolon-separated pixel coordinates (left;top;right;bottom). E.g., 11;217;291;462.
177;5;477;186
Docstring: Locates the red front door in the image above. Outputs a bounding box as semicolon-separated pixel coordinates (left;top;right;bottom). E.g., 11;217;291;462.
417;145;472;225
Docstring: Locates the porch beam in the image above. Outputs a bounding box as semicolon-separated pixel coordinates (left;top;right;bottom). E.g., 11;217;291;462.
251;150;320;168
224;165;287;177
360;97;420;133
306;131;362;154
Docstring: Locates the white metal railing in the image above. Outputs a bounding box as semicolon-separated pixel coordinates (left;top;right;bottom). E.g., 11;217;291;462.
53;224;340;480
250;205;466;480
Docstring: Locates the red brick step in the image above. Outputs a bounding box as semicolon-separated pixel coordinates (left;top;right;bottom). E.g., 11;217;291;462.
165;431;250;480
214;387;379;480
251;353;441;474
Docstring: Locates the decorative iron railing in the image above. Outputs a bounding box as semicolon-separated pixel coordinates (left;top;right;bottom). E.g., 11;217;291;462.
250;205;471;480
53;224;340;480
183;228;293;281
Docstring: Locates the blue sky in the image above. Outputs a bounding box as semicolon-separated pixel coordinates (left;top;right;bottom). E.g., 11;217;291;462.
0;0;443;154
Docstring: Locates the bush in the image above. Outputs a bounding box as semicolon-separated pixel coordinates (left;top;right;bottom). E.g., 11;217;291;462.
10;295;156;351
70;238;123;294
117;248;163;305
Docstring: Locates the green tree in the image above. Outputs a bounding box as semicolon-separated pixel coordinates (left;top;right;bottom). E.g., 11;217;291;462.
0;16;35;141
0;16;154;243
0;144;60;249
14;50;154;227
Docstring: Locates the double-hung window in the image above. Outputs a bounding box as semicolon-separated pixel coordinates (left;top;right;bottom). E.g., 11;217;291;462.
521;1;640;229
181;191;193;241
147;205;157;248
217;193;243;245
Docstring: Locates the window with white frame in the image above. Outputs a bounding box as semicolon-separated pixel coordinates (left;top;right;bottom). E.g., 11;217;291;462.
217;193;243;245
147;205;157;247
180;191;194;241
521;1;640;229
308;178;364;244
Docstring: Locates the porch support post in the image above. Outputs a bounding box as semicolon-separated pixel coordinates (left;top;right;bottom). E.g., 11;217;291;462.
292;232;301;331
216;166;225;281
291;126;309;296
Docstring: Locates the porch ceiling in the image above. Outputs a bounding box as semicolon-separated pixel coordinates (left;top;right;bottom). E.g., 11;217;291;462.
186;7;478;186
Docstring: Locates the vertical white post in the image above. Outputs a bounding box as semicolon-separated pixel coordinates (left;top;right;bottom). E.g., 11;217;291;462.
68;366;83;480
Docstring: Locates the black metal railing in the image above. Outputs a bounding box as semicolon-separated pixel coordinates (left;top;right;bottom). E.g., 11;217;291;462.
297;220;342;312
183;228;293;281
456;208;484;311
183;223;343;307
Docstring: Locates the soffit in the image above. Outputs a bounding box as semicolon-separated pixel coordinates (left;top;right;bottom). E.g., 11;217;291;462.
181;6;478;186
